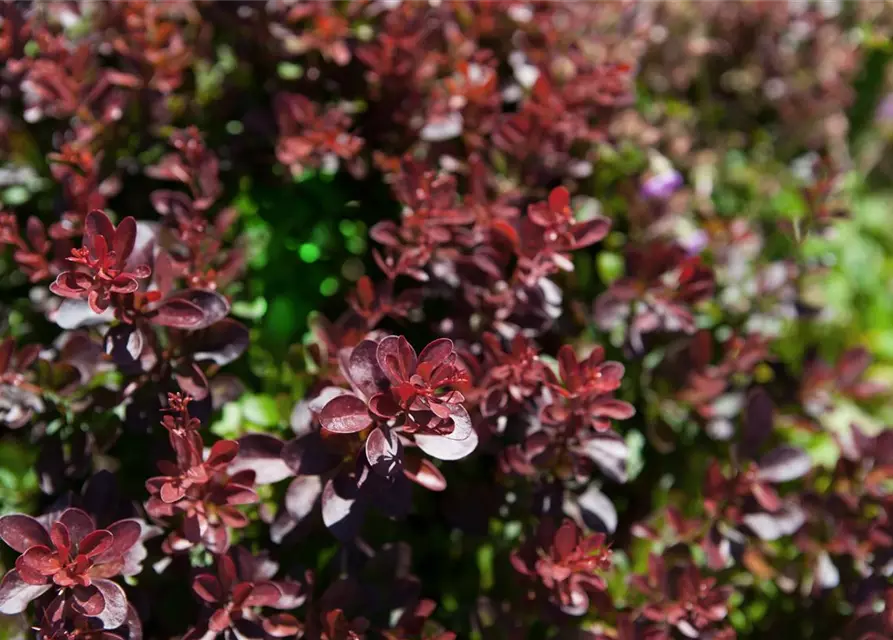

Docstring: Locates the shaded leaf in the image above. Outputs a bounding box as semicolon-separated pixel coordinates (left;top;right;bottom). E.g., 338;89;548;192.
578;485;617;534
231;434;292;484
757;446;812;483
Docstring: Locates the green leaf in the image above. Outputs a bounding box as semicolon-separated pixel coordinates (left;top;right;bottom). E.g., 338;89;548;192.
240;394;280;428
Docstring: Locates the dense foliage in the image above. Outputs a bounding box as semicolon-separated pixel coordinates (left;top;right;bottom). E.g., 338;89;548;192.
1;2;893;639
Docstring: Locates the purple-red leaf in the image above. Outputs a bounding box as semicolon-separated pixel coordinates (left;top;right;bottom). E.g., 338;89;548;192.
149;298;205;329
95;520;142;564
346;340;389;399
377;335;417;385
73;584;105;616
290;387;350;436
113;217;137;263
206;440;240;467
571;217;610;249
163;289;230;330
0;570;51;614
319;394;373;434
0;514;50;553
57;508;95;547
192;319;249;366
414;406;478;461
418;338;453;366
91;579;129;628
591;399;636;420
79;530;114;558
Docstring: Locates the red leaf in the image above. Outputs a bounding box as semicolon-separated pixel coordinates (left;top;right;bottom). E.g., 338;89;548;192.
206;440;240;467
403;454;446;491
193;574;223;604
95;520;142;564
78;530;114;558
84;210;115;255
113;217;137;264
548;186;570;213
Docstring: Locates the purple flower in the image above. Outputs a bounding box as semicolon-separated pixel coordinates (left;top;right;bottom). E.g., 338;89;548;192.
640;168;683;201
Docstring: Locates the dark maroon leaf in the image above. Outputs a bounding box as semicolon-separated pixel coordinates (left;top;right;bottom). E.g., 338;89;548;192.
163;289;231;330
113;216;137;262
206;440;240;467
366;426;401;476
231;434;292;484
571;217;610;248
741;387;773;459
282;433;340;475
578;485;617;533
174;362;210;401
79;530;114;557
192;319;250;366
193;574;223;603
84;210;115;253
264;613;302;638
321;475;365;541
104;324;144;366
757;446;812;483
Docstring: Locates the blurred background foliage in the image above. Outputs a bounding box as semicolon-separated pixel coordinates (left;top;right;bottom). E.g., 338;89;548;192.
2;3;893;639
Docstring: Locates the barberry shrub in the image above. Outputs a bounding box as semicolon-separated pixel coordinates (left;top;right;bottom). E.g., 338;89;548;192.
0;2;892;640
